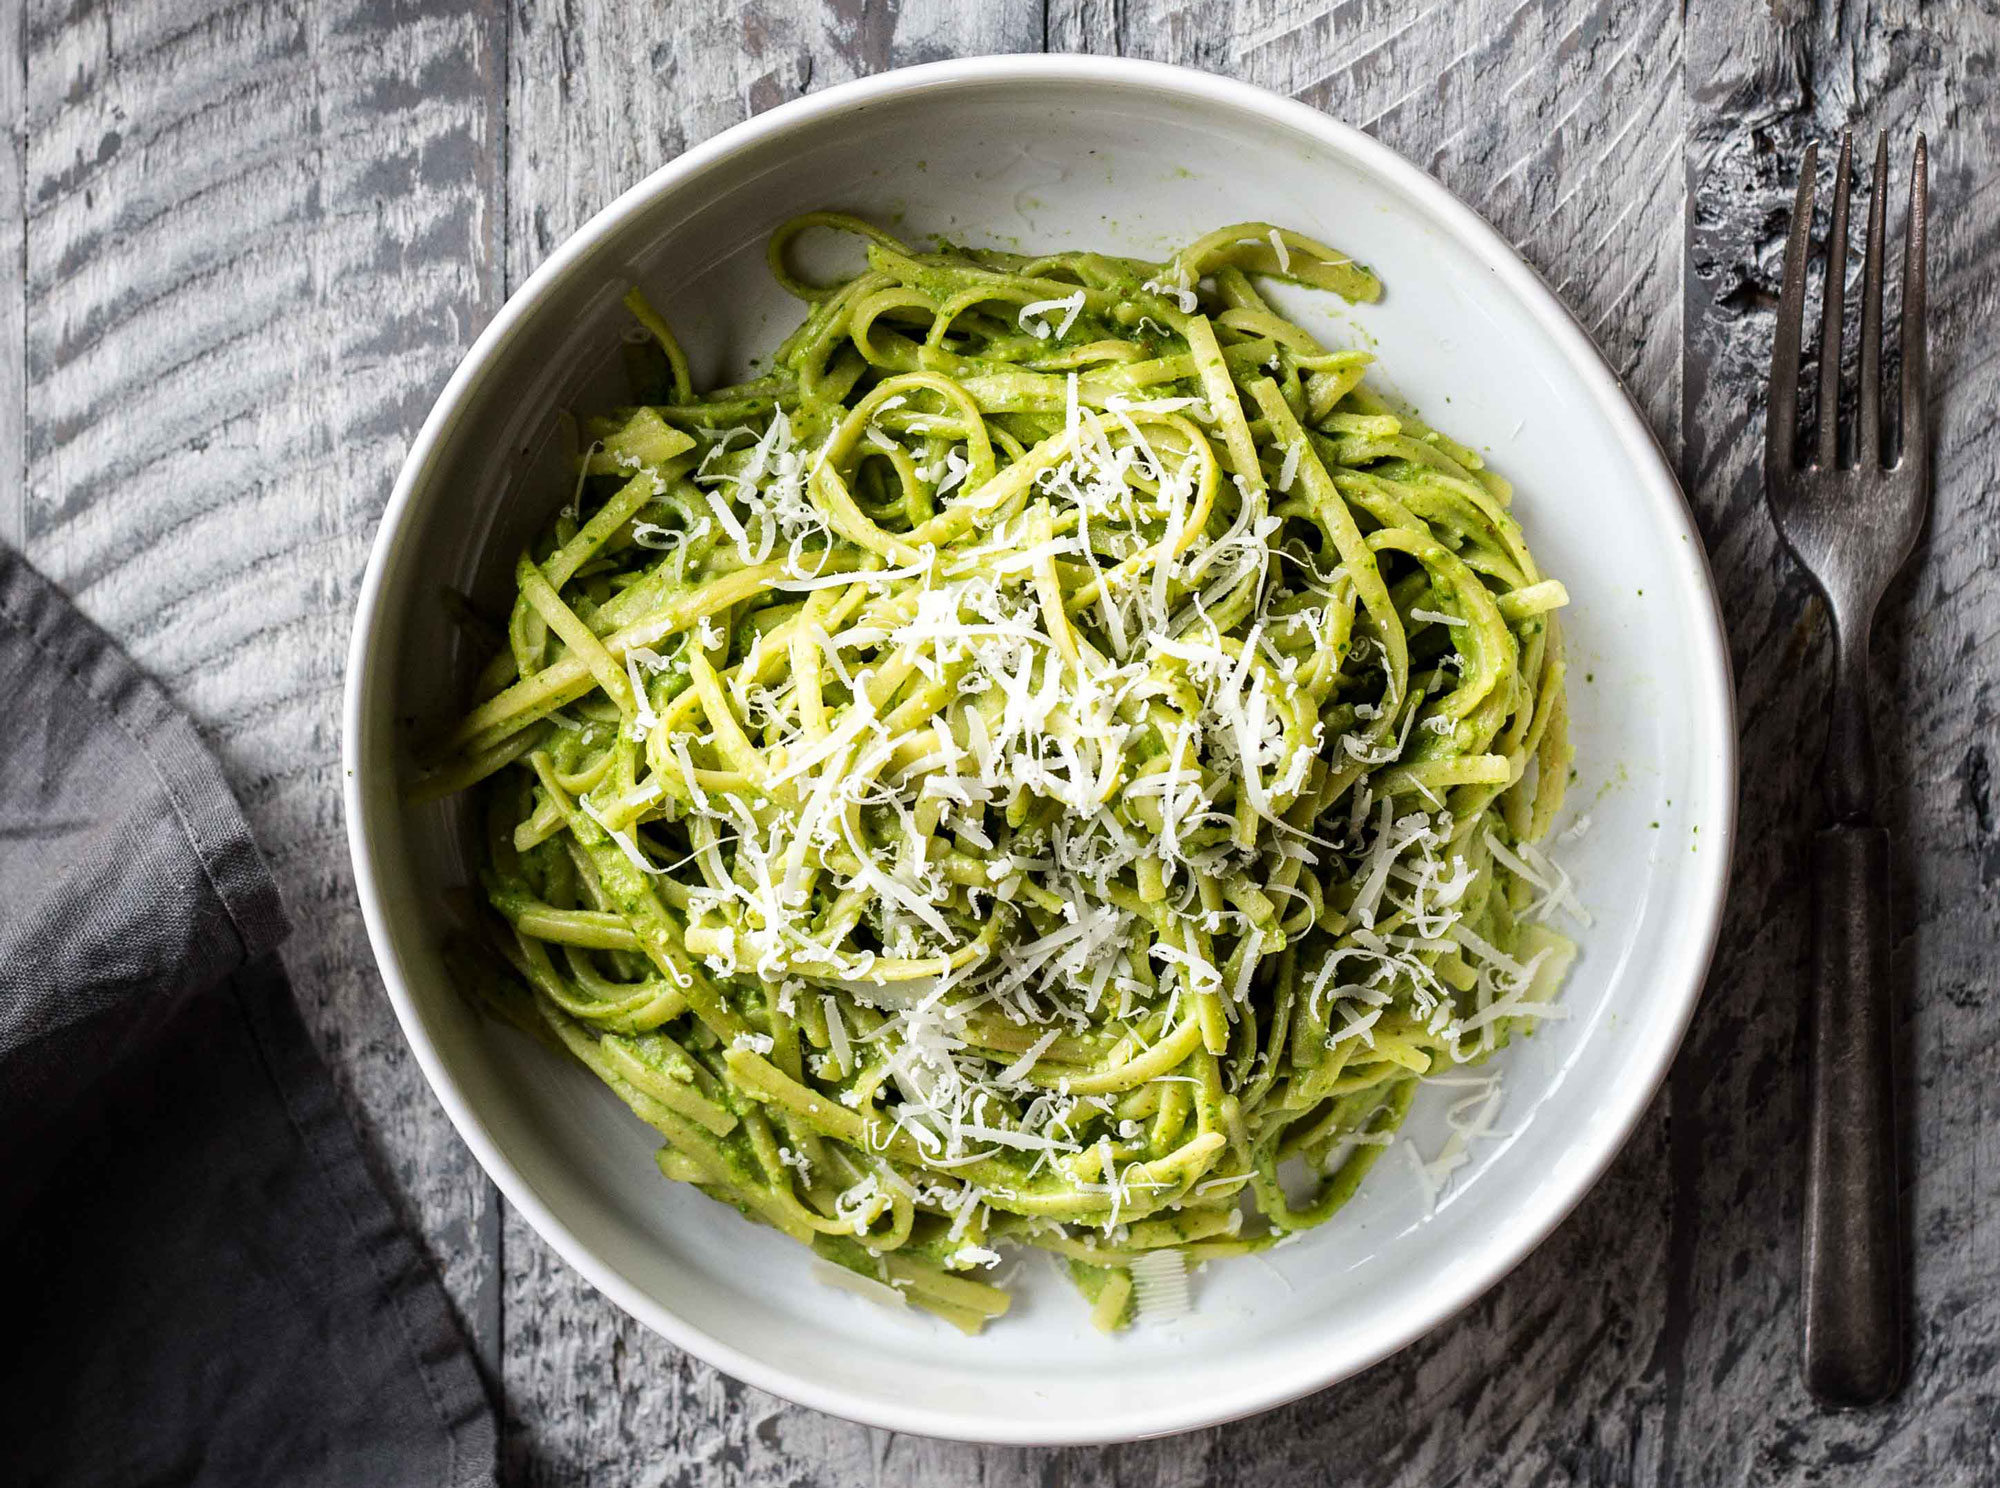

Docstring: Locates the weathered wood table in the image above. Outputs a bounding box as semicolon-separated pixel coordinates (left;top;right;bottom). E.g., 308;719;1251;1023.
5;1;1994;1482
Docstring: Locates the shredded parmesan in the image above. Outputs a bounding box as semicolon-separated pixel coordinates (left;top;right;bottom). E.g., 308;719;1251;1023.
1409;606;1468;628
1017;290;1087;340
1129;1248;1191;1322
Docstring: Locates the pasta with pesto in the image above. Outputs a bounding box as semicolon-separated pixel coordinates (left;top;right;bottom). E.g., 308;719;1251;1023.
422;213;1580;1334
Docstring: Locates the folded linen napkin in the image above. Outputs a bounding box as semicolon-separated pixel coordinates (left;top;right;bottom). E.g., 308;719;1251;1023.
0;546;497;1488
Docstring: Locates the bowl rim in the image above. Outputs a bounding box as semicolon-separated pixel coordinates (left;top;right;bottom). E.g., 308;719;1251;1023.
343;51;1738;1445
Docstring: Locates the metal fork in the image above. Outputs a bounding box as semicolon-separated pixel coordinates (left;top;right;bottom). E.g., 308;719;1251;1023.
1766;130;1929;1408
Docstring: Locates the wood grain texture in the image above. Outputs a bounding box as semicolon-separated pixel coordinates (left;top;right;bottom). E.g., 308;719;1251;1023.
1038;14;1685;1488
14;0;511;1375
494;6;1047;1482
7;0;2000;1484
874;6;1671;1487
1675;2;2000;1484
1;0;22;547
502;0;1045;293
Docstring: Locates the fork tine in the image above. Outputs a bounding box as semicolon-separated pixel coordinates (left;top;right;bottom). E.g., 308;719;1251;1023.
1899;135;1928;473
1858;134;1888;468
1816;132;1853;469
1770;141;1819;478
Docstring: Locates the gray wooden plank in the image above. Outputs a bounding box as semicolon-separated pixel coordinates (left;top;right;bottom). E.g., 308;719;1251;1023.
501;0;1045;293
1675;3;2000;1484
1044;5;1685;1487
0;0;22;548
495;8;1050;1482
16;0;510;1375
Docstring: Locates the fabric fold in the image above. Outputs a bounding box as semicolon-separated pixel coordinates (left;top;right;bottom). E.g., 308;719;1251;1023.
0;546;497;1488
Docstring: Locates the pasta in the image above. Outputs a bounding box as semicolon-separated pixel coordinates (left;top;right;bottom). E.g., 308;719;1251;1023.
423;214;1580;1333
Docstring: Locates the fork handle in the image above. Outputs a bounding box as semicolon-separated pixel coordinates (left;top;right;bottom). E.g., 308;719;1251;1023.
1803;823;1903;1406
1824;630;1877;824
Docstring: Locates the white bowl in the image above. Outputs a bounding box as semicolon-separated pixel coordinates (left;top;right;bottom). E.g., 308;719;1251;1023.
344;55;1735;1445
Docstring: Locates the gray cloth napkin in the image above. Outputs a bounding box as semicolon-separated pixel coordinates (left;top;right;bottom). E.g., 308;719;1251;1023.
0;546;498;1488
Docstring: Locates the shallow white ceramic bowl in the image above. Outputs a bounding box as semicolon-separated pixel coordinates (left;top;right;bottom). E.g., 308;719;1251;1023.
344;55;1735;1444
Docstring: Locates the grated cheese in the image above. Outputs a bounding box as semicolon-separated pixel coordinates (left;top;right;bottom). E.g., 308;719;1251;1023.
1017;290;1087;340
1129;1248;1191;1322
